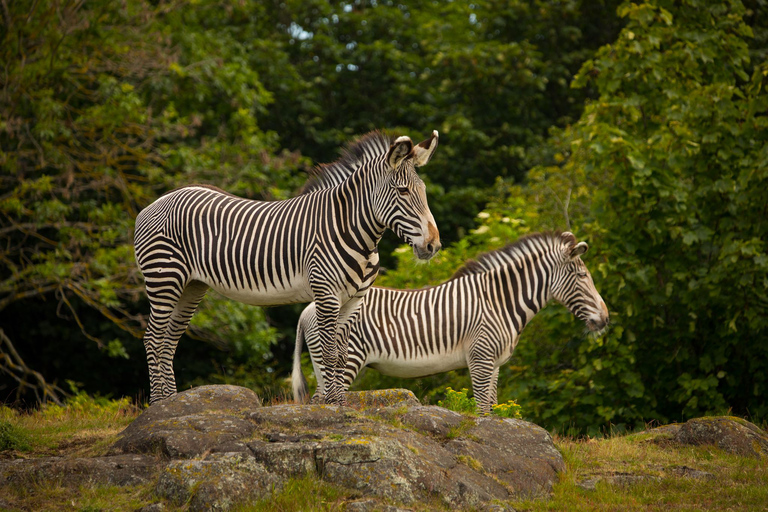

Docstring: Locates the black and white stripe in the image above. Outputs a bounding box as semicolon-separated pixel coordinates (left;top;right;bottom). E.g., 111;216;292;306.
134;130;441;404
292;231;609;413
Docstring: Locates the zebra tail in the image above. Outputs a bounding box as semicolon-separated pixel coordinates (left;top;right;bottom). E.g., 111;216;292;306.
291;319;309;403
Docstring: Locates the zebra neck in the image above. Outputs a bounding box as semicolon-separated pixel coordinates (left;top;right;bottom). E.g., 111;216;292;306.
495;254;554;329
329;172;386;257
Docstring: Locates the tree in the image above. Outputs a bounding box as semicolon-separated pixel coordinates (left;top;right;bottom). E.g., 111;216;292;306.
0;0;293;404
499;0;768;433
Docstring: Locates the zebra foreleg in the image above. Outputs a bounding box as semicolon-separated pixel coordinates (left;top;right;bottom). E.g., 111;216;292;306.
313;296;345;405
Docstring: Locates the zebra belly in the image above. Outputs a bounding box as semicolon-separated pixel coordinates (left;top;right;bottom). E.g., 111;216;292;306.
367;350;468;379
205;274;314;306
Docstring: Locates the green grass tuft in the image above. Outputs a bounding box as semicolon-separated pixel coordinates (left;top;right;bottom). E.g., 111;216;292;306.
0;418;32;451
235;475;348;512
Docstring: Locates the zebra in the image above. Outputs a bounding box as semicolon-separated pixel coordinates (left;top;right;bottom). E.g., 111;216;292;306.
134;130;441;405
291;231;609;413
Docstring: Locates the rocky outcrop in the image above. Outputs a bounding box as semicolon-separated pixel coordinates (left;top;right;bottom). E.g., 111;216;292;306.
0;385;563;511
0;454;160;488
643;416;768;459
115;386;564;510
109;384;263;458
673;416;768;459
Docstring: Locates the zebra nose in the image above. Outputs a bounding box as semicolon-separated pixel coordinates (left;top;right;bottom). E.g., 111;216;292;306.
426;223;440;255
426;240;441;255
600;300;609;323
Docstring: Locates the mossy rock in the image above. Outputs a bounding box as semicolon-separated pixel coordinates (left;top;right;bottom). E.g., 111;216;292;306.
674;416;768;459
345;389;421;409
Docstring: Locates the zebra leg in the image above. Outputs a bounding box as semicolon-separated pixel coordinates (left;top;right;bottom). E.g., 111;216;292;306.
144;280;208;404
490;367;500;407
313;295;344;405
143;308;173;404
334;297;364;399
342;348;365;391
467;347;496;415
310;352;326;404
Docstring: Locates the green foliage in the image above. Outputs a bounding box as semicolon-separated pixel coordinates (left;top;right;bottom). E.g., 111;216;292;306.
490;0;768;434
437;387;477;415
0;0;301;402
39;382;135;421
492;400;523;420
252;0;625;254
435;388;523;420
356;0;768;435
568;0;768;426
0;417;32;451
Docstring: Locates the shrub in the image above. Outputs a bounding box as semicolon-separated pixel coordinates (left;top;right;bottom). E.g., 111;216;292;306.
492;400;523;419
437;387;477;414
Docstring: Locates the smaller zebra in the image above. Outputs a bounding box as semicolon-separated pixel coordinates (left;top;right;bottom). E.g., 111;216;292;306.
292;231;609;413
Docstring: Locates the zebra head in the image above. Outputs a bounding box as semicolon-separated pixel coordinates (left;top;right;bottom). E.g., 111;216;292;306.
550;232;609;332
379;131;441;260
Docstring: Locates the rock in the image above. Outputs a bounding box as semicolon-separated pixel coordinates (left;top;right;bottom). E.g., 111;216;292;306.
129;385;262;429
109;385;262;458
576;472;658;491
669;465;715;480
1;385;568;511
248;440;321;477
445;417;565;499
156;453;280;512
248;403;358;429
674;416;768;458
0;454;159;488
345;389;421;409
400;406;465;436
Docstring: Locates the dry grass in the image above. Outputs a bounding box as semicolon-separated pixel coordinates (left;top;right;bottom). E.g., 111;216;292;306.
512;430;768;511
0;395;141;458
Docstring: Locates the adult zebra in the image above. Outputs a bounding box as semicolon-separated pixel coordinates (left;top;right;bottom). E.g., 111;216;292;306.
292;231;609;413
134;130;441;405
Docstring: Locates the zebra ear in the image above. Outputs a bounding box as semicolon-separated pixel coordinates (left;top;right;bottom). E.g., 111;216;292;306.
570;242;589;259
412;130;439;167
388;136;414;169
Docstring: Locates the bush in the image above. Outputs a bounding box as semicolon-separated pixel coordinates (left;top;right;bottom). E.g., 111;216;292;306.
492;400;523;419
437;388;477;414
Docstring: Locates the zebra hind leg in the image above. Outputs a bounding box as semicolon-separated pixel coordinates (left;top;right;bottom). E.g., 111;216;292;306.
489;367;500;409
144;279;209;404
467;348;496;415
308;342;326;404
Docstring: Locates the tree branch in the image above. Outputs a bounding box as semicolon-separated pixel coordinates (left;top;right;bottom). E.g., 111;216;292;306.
0;328;66;405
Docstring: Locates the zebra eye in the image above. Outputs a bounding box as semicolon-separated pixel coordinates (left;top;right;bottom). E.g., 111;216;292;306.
396;187;410;196
577;271;587;278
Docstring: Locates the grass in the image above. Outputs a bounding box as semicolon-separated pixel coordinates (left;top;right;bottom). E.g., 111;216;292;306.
234;475;348;512
511;431;768;511
3;482;156;512
0;393;140;458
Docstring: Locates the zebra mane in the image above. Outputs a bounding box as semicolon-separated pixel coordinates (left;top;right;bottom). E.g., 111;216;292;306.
451;231;575;279
299;131;395;195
